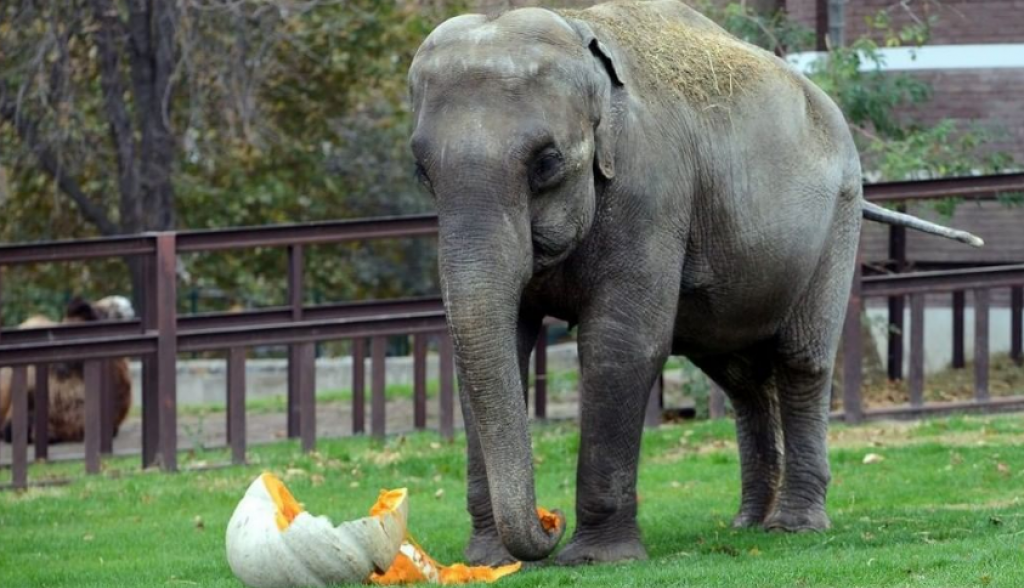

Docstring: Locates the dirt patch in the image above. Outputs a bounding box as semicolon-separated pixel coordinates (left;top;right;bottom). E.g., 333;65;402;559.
860;354;1024;407
558;1;778;105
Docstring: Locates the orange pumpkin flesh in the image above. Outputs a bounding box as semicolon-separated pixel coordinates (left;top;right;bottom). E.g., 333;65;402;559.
370;494;562;584
262;472;304;530
371;489;410;517
537;507;561;534
371;537;521;585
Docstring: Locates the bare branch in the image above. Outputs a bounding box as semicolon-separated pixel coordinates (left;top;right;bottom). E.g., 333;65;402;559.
1;85;120;236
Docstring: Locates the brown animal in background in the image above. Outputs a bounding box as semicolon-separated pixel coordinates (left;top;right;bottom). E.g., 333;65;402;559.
1;296;134;443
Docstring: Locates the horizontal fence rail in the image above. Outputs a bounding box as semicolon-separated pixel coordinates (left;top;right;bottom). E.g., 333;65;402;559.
836;263;1024;424
3;174;1024;489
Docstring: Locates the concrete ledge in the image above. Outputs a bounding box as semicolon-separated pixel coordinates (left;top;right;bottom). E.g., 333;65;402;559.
130;342;581;406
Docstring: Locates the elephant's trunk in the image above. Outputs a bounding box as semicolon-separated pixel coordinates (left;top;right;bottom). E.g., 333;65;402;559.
439;212;564;561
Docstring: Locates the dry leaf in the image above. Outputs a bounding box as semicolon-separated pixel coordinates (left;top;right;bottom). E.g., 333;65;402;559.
862;453;885;464
434;488;445;500
194;515;205;530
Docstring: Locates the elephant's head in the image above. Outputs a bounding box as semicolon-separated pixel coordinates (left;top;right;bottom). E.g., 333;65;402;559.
408;9;622;561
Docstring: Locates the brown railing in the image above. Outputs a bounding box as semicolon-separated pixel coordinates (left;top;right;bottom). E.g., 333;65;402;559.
3;173;1024;489
0;217;459;489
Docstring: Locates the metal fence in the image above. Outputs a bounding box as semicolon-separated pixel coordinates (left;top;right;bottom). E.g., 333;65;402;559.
3;173;1024;489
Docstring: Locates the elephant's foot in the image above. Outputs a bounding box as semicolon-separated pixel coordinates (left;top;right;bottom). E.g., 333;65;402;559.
555;531;647;566
731;508;769;529
763;506;830;532
465;528;517;567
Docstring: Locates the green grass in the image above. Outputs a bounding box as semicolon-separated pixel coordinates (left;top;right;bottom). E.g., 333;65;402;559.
157;370;587;418
3;415;1024;587
152;380;444;418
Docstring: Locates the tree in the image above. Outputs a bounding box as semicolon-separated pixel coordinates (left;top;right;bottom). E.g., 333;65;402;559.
1;1;457;321
1;0;176;236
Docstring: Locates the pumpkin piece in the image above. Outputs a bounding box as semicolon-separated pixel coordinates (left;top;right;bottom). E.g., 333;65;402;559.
537;507;561;534
370;505;560;585
225;474;408;588
370;539;521;585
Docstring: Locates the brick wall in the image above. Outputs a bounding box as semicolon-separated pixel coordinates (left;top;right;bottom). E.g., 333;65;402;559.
786;0;1024;45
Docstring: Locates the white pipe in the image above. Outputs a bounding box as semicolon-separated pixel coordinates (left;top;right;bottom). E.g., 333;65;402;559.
788;44;1024;73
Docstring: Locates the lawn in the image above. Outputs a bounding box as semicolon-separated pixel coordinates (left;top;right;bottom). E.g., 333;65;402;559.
2;415;1023;587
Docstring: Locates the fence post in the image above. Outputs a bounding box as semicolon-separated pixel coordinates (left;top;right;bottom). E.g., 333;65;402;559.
298;343;316;452
535;325;548;420
155;233;178;472
974;288;990;402
352;338;366;435
99;360;114;455
952;290;965;369
11;366;28;489
1012;286;1023;367
439;332;455;441
227;347;247;465
886;216;906;381
84;360;102;475
908;293;925;407
842;253;864;423
286;245;304;439
413;335;427;430
33;365;49;461
141;248;160;469
371;336;387;440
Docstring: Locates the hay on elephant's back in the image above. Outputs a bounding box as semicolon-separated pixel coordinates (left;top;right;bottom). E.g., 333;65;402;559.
559;1;779;105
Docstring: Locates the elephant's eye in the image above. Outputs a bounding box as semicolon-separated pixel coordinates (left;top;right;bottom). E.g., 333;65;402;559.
529;148;565;193
414;162;433;194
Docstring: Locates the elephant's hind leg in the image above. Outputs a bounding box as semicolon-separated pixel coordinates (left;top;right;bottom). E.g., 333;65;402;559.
764;197;859;532
762;351;833;532
694;349;781;528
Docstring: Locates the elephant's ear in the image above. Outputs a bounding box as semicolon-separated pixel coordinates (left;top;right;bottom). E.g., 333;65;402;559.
565;18;623;180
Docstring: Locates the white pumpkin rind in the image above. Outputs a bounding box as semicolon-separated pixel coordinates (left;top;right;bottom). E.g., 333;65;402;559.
225;475;409;588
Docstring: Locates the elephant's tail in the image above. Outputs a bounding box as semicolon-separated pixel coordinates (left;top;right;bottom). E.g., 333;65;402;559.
861;201;984;248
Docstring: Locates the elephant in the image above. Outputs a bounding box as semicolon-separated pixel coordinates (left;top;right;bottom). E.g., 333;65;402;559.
407;0;983;567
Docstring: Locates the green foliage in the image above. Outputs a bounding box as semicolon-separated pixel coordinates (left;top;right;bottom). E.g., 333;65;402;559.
1;1;458;324
3;416;1024;586
695;0;814;55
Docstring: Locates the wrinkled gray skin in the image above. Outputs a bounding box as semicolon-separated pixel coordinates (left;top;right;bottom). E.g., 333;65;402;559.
408;0;961;567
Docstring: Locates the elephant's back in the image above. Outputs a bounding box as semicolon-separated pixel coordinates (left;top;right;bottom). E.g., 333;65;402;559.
559;0;789;109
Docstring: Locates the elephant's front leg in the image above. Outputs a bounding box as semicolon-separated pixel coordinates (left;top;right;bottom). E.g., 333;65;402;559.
556;297;676;565
463;315;542;566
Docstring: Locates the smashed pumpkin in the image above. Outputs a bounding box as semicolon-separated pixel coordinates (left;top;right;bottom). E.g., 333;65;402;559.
225;473;408;588
226;473;551;587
